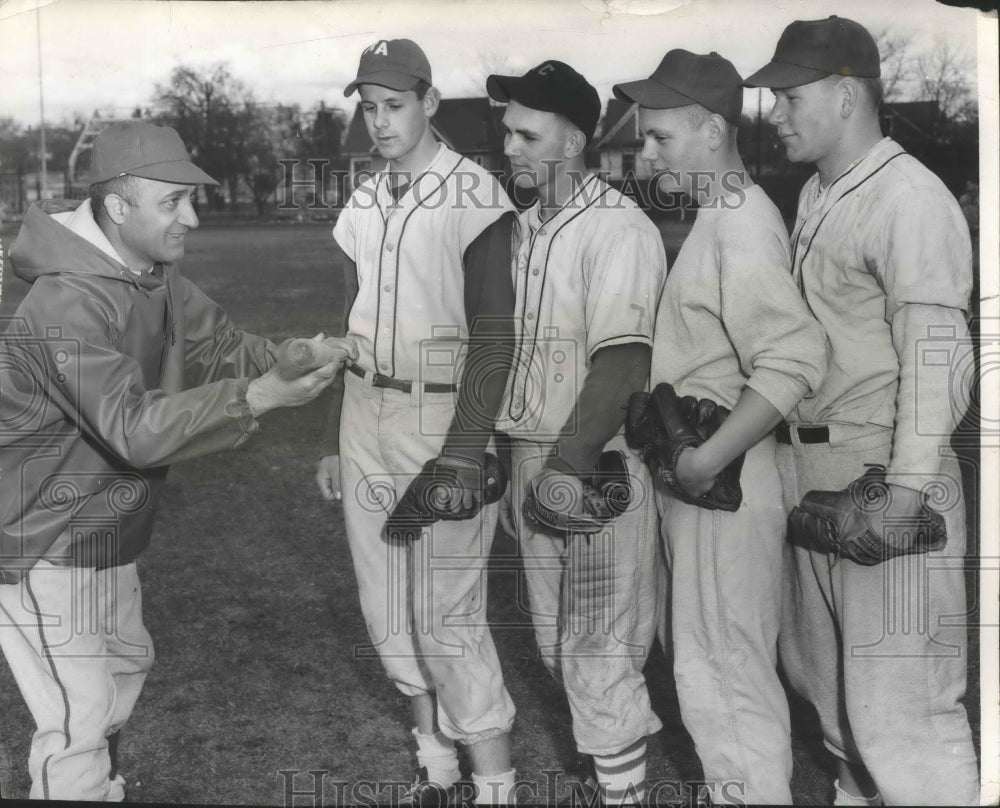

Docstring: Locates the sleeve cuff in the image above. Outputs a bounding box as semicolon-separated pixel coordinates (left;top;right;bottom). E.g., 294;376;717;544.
744;368;811;417
224;378;259;446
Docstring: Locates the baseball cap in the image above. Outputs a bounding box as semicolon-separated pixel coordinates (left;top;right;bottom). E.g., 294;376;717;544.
90;121;218;186
743;15;881;89
486;61;601;141
344;38;432;96
613;50;743;125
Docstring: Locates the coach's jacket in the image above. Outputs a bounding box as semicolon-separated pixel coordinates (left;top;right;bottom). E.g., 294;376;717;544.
0;199;275;584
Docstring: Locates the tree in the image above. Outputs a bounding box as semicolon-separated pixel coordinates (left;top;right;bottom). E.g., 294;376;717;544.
915;40;976;123
871;27;914;102
152;63;256;210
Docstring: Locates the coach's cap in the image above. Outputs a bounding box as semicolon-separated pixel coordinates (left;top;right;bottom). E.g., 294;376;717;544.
487;61;601;141
90;121;218;186
344;38;432;96
743;15;880;89
613;50;743;125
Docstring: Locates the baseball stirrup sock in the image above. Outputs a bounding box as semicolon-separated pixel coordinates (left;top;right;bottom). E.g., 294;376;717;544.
593;739;647;805
833;778;882;806
472;768;516;805
412;728;460;787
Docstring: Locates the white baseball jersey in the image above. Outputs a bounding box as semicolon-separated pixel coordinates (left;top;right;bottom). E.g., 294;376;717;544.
333;143;514;384
495;174;666;439
650;184;826;413
789;137;972;429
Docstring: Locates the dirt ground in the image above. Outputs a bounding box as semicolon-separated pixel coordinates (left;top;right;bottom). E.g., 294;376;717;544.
0;221;983;805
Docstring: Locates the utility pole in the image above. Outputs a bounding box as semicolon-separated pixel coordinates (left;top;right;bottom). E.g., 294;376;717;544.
755;88;762;180
37;2;47;200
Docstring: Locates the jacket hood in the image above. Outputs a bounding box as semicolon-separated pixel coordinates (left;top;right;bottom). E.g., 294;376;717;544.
9;199;161;291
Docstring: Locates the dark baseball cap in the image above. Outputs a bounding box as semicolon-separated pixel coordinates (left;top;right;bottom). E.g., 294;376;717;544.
487;61;601;141
90;121;218;186
744;15;881;89
344;38;432;96
613;49;743;125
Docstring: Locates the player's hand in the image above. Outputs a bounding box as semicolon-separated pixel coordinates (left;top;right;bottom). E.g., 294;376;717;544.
316;455;342;502
674;446;717;498
246;360;338;417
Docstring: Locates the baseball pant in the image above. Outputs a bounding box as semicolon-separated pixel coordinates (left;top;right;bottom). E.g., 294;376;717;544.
776;422;979;805
0;559;153;801
657;435;792;805
507;434;664;756
339;369;515;744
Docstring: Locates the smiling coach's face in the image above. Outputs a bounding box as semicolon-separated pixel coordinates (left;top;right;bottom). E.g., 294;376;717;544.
117;178;199;270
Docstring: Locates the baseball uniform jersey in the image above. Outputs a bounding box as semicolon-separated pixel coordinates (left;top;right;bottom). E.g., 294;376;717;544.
498;174;668;756
332;143;517;744
777;137;979;804
650;183;827;805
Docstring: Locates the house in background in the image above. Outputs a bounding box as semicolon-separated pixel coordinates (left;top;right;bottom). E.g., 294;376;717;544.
342;97;507;190
594;99;654;182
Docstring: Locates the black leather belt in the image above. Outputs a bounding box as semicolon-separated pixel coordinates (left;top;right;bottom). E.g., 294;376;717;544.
348;363;457;393
775;423;830;445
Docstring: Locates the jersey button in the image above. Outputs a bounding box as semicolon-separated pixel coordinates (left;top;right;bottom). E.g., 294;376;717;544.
532;268;539;276
380;362;389;371
526;312;535;320
383;284;393;292
539;228;547;236
385;243;395;252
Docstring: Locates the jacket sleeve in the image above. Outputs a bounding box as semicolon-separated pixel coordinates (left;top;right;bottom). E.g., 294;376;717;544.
177;273;277;388
15;277;260;469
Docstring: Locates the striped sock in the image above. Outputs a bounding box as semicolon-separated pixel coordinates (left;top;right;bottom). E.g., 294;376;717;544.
593;739;647;805
412;728;461;788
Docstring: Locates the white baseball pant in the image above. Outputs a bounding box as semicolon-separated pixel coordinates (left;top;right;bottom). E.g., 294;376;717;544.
776;422;979;805
0;559;153;801
338;369;516;744
506;433;664;756
658;435;792;805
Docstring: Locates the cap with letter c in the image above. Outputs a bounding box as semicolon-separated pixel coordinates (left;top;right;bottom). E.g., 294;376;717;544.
486;61;602;142
743;15;881;89
613;49;743;125
90;121;218;186
344;38;433;96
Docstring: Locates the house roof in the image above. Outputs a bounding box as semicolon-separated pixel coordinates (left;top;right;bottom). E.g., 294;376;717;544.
880;101;943;142
596;99;640;149
344;97;506;155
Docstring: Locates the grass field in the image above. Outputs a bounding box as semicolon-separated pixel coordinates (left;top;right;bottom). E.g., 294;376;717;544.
0;220;982;805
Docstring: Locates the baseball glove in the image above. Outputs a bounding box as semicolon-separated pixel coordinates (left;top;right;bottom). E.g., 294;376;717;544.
787;465;948;565
523;450;632;536
385;453;508;541
625;382;744;511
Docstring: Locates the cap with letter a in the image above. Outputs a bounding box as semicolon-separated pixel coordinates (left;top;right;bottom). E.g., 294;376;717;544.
743;15;881;89
344;38;433;96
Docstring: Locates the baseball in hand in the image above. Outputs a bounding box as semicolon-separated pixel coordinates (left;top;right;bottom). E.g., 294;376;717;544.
274;336;358;380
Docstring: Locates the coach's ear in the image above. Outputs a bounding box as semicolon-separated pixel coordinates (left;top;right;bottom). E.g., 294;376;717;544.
104;193;130;225
423;86;441;118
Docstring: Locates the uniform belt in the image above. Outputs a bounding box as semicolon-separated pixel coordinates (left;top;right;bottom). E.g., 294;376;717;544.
348;363;457;393
775;423;830;445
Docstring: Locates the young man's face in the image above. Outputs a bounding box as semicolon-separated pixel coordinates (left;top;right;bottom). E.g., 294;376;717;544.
359;84;431;163
638;105;708;196
501;100;574;192
117;178;199;269
767;77;842;165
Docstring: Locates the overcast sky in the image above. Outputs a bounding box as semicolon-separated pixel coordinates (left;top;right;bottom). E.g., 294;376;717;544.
0;0;989;127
